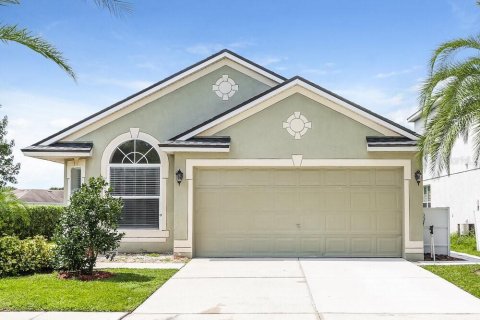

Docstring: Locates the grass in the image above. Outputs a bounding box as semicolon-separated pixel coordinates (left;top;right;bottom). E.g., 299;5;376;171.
450;233;480;257
0;268;177;312
423;265;480;299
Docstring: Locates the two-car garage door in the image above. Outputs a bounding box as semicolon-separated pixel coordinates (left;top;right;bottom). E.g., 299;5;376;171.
194;167;403;257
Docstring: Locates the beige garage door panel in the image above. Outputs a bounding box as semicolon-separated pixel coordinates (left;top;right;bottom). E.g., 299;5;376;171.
194;168;403;257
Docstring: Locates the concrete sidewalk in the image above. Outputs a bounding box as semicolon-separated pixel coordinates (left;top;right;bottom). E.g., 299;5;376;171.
95;262;185;269
0;312;127;320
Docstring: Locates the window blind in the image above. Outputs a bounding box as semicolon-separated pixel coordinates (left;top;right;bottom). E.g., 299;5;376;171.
110;166;160;229
110;167;160;196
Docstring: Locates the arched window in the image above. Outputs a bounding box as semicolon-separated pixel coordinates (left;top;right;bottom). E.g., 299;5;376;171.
109;139;161;229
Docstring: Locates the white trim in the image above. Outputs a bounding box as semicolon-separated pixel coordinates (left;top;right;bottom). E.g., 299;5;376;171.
66;159;86;200
161;147;230;153
40;53;283;146
185;158;412;180
121;237;167;243
177;79;418;141
101;131;169;232
367;146;419;152
175;158;421;257
407;109;422;122
120;229;169;238
23;151;92;158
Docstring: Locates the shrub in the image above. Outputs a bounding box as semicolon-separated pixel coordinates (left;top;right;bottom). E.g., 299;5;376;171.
0;236;54;277
0;187;63;239
0;188;29;237
26;205;64;240
55;177;124;275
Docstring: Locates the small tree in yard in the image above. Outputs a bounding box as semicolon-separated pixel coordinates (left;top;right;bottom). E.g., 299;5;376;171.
0;115;20;187
55;177;124;275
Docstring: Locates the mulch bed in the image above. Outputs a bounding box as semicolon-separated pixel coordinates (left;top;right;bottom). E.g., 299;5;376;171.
423;253;464;261
58;270;114;281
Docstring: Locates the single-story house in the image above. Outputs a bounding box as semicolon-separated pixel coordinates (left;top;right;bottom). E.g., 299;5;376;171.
13;189;64;205
23;50;423;260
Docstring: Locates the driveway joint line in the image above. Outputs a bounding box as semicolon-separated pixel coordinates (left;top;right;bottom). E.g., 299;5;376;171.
298;258;323;320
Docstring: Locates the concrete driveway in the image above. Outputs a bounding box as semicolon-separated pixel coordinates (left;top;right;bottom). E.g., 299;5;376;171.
126;258;480;320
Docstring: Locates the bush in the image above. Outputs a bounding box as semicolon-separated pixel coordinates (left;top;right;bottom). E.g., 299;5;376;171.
0;188;63;239
0;236;54;277
26;205;64;240
55;177;124;275
0;188;29;237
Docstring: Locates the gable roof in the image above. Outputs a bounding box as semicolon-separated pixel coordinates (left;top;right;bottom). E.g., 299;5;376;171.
34;49;286;146
171;76;420;141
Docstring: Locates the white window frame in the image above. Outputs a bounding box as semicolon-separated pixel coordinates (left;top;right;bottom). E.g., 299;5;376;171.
101;129;169;239
66;159;85;200
423;185;431;208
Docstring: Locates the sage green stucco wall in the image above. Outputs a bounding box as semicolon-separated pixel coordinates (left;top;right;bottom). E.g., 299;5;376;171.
75;65;271;178
70;66;272;252
172;93;422;246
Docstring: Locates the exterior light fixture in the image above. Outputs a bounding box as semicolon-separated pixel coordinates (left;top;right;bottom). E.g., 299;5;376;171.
414;170;422;185
176;169;184;186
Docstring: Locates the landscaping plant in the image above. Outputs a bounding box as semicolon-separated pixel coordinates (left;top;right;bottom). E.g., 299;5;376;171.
26;205;64;240
0;188;28;237
0;236;54;277
54;177;124;275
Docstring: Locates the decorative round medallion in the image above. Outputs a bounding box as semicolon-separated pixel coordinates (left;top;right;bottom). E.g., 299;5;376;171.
283;112;312;139
212;75;239;100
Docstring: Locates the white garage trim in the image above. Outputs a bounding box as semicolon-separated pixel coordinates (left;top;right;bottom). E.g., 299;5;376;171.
174;158;422;258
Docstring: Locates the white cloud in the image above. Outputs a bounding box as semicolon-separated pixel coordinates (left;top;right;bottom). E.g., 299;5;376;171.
386;106;417;128
49;118;77;129
375;66;421;79
186;44;224;55
301;62;341;76
186;41;254;55
81;76;154;91
254;55;287;66
334;87;405;110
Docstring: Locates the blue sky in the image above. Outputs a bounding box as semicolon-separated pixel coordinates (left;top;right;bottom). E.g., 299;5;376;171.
1;0;479;188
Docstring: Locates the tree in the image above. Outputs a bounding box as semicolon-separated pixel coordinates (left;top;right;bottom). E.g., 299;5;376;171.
0;0;131;80
419;32;480;174
54;177;123;275
0;115;20;187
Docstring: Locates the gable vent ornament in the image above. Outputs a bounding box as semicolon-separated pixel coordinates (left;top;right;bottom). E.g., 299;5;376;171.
212;75;238;100
283;112;312;139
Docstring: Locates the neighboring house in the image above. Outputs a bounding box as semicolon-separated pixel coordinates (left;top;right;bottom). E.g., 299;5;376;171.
23;49;423;260
408;110;480;234
13;189;64;205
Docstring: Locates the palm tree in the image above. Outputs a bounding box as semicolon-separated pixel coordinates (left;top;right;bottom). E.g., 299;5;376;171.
0;0;131;80
419;34;480;175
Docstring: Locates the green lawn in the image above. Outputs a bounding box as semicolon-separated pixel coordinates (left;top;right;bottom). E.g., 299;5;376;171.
423;265;480;298
0;268;177;311
450;233;480;257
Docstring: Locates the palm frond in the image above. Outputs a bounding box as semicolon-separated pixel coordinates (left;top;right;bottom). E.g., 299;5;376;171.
429;36;480;72
0;0;20;5
0;24;76;80
92;0;132;17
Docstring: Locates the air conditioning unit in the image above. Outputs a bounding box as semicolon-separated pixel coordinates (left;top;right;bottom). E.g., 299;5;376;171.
459;224;470;235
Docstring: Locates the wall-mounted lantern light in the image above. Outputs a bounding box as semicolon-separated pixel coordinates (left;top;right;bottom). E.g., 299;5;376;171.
414;170;422;185
176;169;184;186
